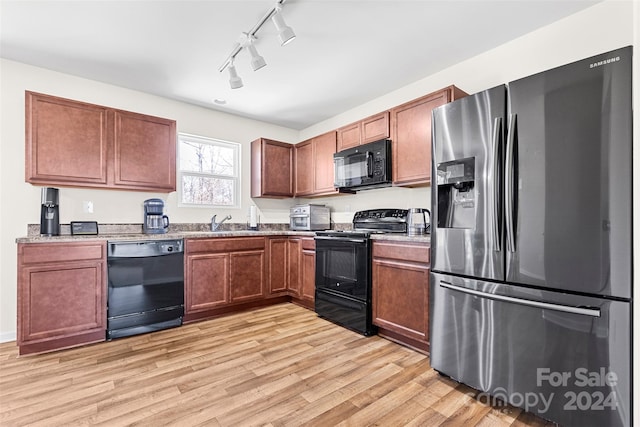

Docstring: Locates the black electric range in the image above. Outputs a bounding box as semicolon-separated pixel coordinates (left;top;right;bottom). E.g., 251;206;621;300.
314;209;408;335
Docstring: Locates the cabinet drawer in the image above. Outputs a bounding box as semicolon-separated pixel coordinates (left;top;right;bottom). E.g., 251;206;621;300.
372;241;429;264
186;237;265;254
19;241;105;264
301;237;315;251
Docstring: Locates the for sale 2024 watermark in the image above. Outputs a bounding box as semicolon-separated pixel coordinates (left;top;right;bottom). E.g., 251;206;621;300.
471;368;620;414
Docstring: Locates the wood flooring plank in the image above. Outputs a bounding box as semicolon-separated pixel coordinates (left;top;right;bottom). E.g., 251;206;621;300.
0;303;553;427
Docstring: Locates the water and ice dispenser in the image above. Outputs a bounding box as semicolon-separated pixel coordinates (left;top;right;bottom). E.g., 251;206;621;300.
436;157;476;229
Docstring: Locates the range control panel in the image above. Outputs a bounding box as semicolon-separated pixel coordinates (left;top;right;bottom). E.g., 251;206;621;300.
353;209;408;221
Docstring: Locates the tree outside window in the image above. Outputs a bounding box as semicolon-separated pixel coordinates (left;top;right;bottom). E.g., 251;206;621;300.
178;133;240;207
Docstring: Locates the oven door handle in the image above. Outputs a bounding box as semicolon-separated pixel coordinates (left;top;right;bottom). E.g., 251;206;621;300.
290;214;309;218
314;236;369;244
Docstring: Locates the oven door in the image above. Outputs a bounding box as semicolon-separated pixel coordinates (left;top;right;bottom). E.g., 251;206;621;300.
290;214;310;230
314;235;370;301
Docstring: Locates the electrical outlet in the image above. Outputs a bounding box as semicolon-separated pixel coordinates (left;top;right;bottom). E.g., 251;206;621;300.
83;201;94;214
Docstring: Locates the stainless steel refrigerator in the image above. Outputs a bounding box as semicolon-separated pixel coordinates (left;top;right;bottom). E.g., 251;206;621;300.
430;46;632;427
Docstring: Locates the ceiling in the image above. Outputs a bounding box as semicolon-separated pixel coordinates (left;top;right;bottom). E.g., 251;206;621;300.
1;0;600;130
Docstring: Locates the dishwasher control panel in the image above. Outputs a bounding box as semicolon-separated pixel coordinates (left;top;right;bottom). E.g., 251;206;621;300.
107;239;184;258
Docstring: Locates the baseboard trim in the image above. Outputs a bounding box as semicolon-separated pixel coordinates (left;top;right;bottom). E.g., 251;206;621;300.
0;331;17;343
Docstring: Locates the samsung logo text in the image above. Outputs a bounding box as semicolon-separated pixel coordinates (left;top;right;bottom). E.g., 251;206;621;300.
590;57;620;68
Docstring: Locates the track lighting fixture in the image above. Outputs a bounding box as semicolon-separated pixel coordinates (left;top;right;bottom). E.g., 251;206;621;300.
228;62;243;89
218;0;295;88
271;6;296;46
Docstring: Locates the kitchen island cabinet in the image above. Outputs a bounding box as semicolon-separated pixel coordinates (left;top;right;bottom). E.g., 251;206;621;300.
251;138;294;198
184;237;268;322
25;91;176;192
391;85;466;186
372;240;430;353
17;241;107;355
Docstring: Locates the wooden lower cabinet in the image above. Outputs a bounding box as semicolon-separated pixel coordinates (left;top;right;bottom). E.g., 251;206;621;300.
185;237;266;321
17;241;107;355
266;236;314;307
372;240;430;353
300;238;316;303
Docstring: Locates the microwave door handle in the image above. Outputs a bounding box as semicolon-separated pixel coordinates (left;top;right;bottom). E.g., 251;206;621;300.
366;152;373;177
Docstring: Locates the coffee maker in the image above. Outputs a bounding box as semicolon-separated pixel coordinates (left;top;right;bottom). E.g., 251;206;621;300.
40;187;60;236
143;199;169;234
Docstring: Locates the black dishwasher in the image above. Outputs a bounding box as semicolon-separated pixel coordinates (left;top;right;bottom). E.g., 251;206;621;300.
107;239;184;340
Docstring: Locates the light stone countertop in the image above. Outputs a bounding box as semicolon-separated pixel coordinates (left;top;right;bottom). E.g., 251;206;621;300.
16;230;430;244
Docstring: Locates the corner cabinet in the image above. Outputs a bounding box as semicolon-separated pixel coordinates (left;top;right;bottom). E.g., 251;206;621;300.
25;91;176;192
266;236;315;309
17;241;107;355
372;240;430;353
184;237;266;322
251;138;294;198
294;131;339;197
391;85;467;186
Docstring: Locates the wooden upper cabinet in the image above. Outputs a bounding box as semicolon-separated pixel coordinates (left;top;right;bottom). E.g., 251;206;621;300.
294;140;313;196
114;110;176;191
337;111;390;151
25;91;176;192
25;92;109;186
295;131;338;197
391;86;466;186
336;122;361;151
312;130;338;195
251;138;293;198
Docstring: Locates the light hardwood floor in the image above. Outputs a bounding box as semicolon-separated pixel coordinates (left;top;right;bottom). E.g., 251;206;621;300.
0;303;556;426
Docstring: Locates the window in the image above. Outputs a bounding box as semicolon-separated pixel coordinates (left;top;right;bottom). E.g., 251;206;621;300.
178;133;240;207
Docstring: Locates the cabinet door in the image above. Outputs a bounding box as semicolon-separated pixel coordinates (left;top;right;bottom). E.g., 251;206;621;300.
301;249;316;302
267;238;288;295
114;110;176;191
391;91;449;186
372;258;430;343
287;238;302;296
312;131;337;194
362;112;390;144
230;251;265;302
251;138;293;198
185;253;229;313
294;140;313;196
337;122;361;151
17;241;106;355
20;261;105;344
25;91;109;186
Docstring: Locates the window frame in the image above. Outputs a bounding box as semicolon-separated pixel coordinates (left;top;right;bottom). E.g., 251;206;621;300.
177;132;241;209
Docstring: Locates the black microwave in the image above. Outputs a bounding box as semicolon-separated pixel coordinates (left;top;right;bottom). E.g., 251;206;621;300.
333;139;392;191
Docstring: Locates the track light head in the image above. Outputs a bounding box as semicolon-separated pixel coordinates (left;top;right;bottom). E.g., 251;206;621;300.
271;7;296;46
228;63;243;89
245;36;267;71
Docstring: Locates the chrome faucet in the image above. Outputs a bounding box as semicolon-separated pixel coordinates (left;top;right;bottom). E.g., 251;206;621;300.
211;214;232;231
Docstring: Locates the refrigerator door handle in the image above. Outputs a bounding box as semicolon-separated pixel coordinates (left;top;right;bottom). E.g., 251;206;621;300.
440;281;601;317
505;113;517;252
492;117;502;251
